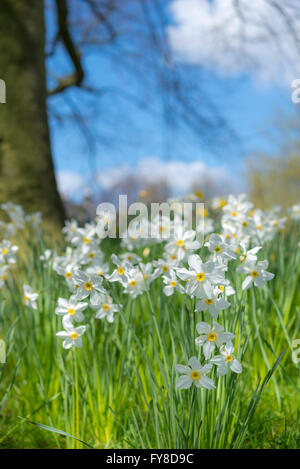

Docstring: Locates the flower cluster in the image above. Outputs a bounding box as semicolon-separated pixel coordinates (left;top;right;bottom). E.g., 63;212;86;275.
52;192;278;386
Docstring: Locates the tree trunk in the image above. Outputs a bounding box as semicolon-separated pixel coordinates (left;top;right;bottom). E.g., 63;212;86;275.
0;0;65;230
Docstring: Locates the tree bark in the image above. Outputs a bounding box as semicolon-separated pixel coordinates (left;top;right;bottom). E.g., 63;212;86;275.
0;0;65;230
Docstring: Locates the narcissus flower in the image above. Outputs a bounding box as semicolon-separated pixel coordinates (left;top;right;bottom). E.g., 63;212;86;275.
237;260;274;290
177;254;226;298
73;270;106;302
205;233;236;260
0;240;18;264
56;324;87;349
0;265;8;288
162;270;185;296
23;284;38;310
210;342;242;376
195;286;230;318
195;321;235;359
165;226;200;261
55;297;88;323
91;294;120;323
175;357;215;390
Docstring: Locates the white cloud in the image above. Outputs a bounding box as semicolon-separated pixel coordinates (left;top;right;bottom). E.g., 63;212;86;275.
96;157;234;195
167;0;300;86
56;170;87;198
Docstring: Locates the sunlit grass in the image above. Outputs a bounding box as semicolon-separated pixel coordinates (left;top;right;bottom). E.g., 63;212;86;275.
0;224;299;449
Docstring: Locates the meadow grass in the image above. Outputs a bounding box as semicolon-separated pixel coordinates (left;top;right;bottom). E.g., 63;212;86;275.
0;225;299;449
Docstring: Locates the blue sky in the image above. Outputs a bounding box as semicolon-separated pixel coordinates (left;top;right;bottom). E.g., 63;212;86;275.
45;0;298;200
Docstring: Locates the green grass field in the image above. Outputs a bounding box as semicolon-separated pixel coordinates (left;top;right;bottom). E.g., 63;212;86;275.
0;200;299;449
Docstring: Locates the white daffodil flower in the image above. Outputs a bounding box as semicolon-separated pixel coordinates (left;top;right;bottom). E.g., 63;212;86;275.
176;254;227;299
138;262;156;286
195;290;230;319
120;252;141;265
152;258;178;278
62;219;79;242
238;245;261;263
56;324;87;349
71;225;97;247
165;226;200;262
210;342;242;376
91;294;120;323
73;270;106;302
205;233;236;260
0;240;18;264
175;356;215;390
222;194;253;219
55;297;88;323
195;321;235;359
237;260;274;290
23;284;38;310
107;254;130;284
86;263;110;278
289;203;300;221
162;270;185;296
215;284;235;296
0;265;8;288
123;267;146;298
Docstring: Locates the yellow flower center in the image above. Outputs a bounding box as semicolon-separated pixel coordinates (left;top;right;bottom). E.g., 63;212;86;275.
68;308;75;315
251;270;259;278
226;354;233;362
83;237;90;244
235;248;240;254
257;225;262;231
127;255;132;261
205;298;214;305
197;207;208;217
219;285;225;292
130;280;136;286
242;221;248;227
159;226;165;233
1;248;8;255
220;199;227;208
102;304;109;311
1;274;6;281
144;274;148;280
207;332;217;342
194;190;204;199
231;211;237;217
117;267;124;275
214;246;222;253
97;271;103;276
84;281;93;291
190;370;201;380
162;265;168;273
170;280;177;287
177;239;184;247
139;190;147;199
70;332;78;340
225;234;231;240
196;272;205;282
66;272;72;279
89;253;94;259
24;295;29;302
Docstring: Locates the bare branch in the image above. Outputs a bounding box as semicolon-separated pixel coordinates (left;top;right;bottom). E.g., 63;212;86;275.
48;0;84;96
